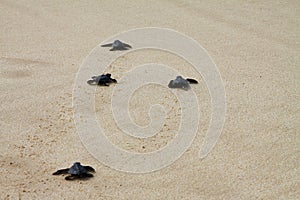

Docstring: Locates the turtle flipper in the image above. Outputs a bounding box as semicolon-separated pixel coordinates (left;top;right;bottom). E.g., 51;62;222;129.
110;46;130;51
110;47;127;51
84;166;96;173
53;168;70;175
65;173;93;180
87;80;96;85
65;174;78;180
110;78;117;83
97;82;109;86
101;43;113;47
80;173;93;178
123;43;132;48
186;78;198;84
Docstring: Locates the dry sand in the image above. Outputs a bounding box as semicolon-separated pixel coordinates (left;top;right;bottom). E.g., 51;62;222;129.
0;0;299;199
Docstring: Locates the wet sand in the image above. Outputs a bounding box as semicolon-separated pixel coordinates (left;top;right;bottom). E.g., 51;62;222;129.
0;1;299;199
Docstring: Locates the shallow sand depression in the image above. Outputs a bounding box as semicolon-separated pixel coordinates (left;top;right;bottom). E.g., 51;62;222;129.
0;1;299;199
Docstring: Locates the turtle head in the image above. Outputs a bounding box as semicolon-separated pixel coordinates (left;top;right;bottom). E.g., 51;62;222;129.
113;40;123;47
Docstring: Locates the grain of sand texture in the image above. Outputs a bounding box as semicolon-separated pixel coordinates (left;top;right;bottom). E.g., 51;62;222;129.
0;1;299;199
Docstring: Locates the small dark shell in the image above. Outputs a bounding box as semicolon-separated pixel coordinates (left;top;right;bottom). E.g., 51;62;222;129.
168;76;191;90
87;73;117;86
68;162;88;175
101;40;132;51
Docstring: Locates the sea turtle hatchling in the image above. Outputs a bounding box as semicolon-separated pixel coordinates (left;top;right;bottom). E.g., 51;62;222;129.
53;162;95;180
101;40;132;51
87;73;117;86
168;76;198;91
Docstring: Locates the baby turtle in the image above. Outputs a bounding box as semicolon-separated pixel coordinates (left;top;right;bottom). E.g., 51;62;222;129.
101;40;132;51
168;76;198;91
87;73;117;86
53;162;95;180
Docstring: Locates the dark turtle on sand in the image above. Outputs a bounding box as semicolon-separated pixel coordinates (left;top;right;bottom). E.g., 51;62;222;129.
101;40;132;51
87;73;117;86
53;162;95;180
168;76;198;91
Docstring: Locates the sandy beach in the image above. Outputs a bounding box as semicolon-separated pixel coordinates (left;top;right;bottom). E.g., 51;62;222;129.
1;0;299;199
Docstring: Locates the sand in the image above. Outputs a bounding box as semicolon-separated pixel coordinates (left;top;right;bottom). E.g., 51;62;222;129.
0;0;299;199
